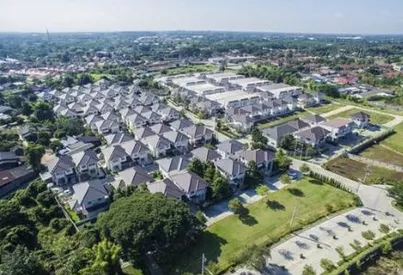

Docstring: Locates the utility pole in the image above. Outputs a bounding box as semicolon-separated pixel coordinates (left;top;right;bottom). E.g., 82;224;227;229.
201;253;206;275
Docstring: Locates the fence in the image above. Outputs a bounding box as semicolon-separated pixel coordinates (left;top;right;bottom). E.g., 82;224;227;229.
349;127;395;154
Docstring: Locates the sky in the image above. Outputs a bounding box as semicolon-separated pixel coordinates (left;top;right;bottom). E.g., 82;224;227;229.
1;0;403;34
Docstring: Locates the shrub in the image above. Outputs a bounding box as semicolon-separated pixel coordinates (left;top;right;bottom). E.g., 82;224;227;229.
362;230;376;240
195;211;207;224
335;246;346;260
320;258;336;272
256;185;269;196
350;239;362;251
379;224;390;234
302;264;316;275
381;240;392;255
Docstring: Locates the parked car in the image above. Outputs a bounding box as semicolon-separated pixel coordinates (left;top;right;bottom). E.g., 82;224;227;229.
287;170;298;180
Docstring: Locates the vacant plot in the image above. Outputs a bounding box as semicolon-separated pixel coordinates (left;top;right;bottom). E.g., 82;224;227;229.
171;178;357;274
306;103;340;115
326;156;403;184
164;64;217;76
382;123;403;154
359;145;403;167
328;108;394;125
257;110;307;129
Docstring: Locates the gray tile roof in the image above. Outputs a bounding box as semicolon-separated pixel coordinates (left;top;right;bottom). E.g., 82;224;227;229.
301;114;327;124
48;155;75;174
156;156;189;174
349;111;370;121
119;108;136;119
134;126;156;140
162;131;189;144
102;145;129;163
235;149;275;165
169;119;194;131
104;132;133;145
118;166;153;186
263;124;298;143
286;119;310;130
216;140;244;155
71;150;99;167
149;123;172;135
141;135;172;150
191;147;221;162
294;126;330;142
120;140;149;156
215;158;246;176
72;179;109;206
180;125;213;139
170;171;209;194
147;178;185;200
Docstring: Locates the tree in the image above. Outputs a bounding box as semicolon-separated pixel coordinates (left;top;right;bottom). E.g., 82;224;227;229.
279;134;295;151
210;174;230;201
302;265;316;275
362;230;375;240
300;163;310;174
187;158;205;177
37;131;51;147
0;245;47;275
25;143;45;172
388;183;403;208
32;101;54;122
62;75;75;87
55;116;85;138
97;191;202;266
280;174;291;185
236;244;270;271
49;140;62;153
21;102;33;116
244;161;263;188
256;185;269;196
275;149;292;171
7;95;24;109
379;224;390;234
204;161;216;183
78;73;94;85
79;239;122;275
250;128;267;149
228;198;244;215
320;258;336;273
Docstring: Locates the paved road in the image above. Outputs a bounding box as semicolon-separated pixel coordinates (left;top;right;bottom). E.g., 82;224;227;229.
232;159;403;274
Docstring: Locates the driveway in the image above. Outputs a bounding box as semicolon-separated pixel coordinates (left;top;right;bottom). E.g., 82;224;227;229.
204;175;286;226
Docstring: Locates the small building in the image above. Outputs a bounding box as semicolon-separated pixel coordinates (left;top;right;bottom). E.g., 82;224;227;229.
235;149;275;174
190;147;222;163
156;156;189;177
294;126;330;147
216;140;244;159
170;171;209;203
215;158;246;187
321;118;356;140
114;166;153;189
349;112;370;128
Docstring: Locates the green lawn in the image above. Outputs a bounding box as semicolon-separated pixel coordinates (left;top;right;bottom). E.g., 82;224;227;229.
123;265;143;275
257;110;307;129
306;103;341;115
328;108;394;125
359;145;403;167
171;178;357;273
90;73;113;81
382;123;403;154
326;156;403;184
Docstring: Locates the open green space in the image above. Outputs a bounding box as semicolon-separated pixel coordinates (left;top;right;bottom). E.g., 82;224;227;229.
90;73;113;81
328;108;394;125
359;145;403;167
171;177;357;273
326;156;403;184
306;103;341;115
163;64;218;76
382;122;403;154
257;110;307;129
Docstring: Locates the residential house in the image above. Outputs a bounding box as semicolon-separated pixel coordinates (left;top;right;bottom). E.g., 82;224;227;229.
114;166;153;189
294;126;331;147
180;125;213;145
263;124;299;148
120;139;151;166
162;131;190;153
0;165;36;198
85;115;104;132
133;126;156;140
142;110;163;125
190;147;221;163
301;114;327;126
169;119;194;131
147;178;185;200
126;113;147;131
215;158;246;187
321;118;356;140
216;140;244;159
349;112;370;128
119;108;136;121
0;152;20;171
69;179;110;219
170;172;209;203
141;135;172;158
48;155;77;185
104;132;133;145
235;149;275;174
102;145;131;173
101;111;121;123
150;123;172;135
95;119;120;135
156;156;189;177
71;150;100;181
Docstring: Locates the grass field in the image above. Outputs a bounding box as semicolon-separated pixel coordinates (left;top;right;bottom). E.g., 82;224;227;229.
171;177;357;273
306;103;341;115
164;64;218;76
326;156;403;184
382;123;403;154
90;73;113;81
328;108;394;125
359;145;403;167
257;110;307;129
